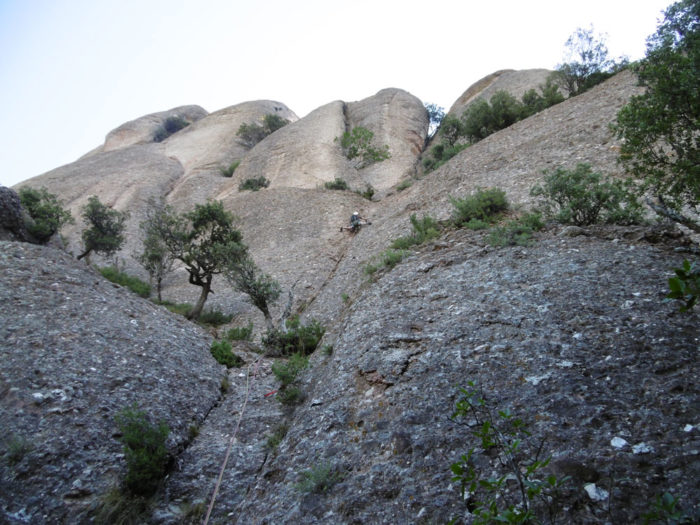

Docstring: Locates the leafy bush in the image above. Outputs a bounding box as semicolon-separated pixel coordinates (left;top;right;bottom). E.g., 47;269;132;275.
530;163;643;226
262;316;325;357
197;309;233;326
324;178;349;190
210;340;244;368
487;213;544;247
613;0;699;228
643;491;695;524
220;160;241;177
238;176;270;191
391;214;440;250
236;113;290;148
271;353;309;405
114;405;170;496
153;116;189;142
78;196;129;261
364;249;408;276
154;300;193;317
336;127;391;168
667;260;700;312
99;266;151;298
296;462;344;494
422;142;470;173
450;382;569;523
18;186;74;242
225;322;254;341
450;188;509;227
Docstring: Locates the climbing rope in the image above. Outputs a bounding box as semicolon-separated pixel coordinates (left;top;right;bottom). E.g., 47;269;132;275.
203;357;260;524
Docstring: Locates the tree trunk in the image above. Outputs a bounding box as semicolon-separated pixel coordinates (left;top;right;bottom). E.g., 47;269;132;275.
77;248;92;263
262;309;275;332
156;277;162;303
187;277;211;320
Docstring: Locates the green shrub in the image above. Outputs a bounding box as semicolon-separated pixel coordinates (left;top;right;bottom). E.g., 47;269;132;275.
296;462;344;494
153;116;189;142
642;492;694;524
99;266;151;298
210;340;244;368
450;188;509;227
236;114;290;148
277;386;305;405
364;249;408;276
18;186;74;242
336;127;391;168
197;309;233;326
5;434;33;466
114;405;170;496
324;178;349;190
530;163;643;226
93;487;150;525
271;352;309;386
450;382;569;523
391;213;440;250
239;176;270;192
262;316;325;357
225;322;254;341
396;180;412;191
265;423;289;451
422;142;470;173
220;160;241;177
487;213;544;247
667;260;700;312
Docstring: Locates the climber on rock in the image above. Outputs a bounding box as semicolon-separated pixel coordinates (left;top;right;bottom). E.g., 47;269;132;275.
341;211;371;233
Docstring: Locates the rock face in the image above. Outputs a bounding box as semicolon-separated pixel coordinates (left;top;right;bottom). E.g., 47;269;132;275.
4;70;699;523
0;186;29;242
0;241;226;523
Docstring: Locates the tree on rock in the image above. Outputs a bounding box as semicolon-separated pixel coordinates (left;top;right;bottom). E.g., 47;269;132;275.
78;196;128;262
18;186;73;243
154;200;247;320
613;0;700;231
135;198;176;302
225;256;281;330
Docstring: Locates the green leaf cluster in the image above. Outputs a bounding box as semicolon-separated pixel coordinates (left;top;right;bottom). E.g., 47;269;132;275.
262;316;325;357
79;196;129;260
450;188;509;227
18;186;73;243
98;266;151;298
530;163;643;226
210;340;244;368
391;213;441;250
667;259;700;312
336;127;391;169
114;405;170;496
238;176;270;191
613;0;700;221
236;113;290;148
450;382;569;524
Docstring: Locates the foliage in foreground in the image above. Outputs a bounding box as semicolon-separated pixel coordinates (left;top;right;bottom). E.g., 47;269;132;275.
271;352;309;405
450;382;569;524
530;163;643;226
98;266;151;298
18;186;74;243
667;259;700;312
114;405;170;496
613;0;699;231
487;213;544;247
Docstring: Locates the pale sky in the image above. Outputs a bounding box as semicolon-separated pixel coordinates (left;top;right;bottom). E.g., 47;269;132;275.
0;0;671;188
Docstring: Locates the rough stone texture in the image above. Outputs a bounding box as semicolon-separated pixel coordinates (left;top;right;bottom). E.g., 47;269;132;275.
3;69;699;523
0;186;29;242
0;241;226;524
230;225;699;524
101;105;208;153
